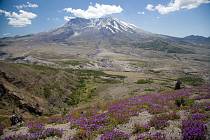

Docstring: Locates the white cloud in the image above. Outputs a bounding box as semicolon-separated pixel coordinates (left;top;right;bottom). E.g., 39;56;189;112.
146;4;155;11
146;0;210;14
0;9;37;27
3;33;11;36
64;16;75;21
15;2;39;9
63;3;123;19
137;11;145;15
0;9;10;16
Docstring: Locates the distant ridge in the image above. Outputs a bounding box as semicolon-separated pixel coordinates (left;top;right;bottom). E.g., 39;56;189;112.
182;35;210;45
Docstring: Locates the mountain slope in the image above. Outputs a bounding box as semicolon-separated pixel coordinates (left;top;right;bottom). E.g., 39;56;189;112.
35;17;154;43
1;17;209;48
19;17;198;55
0;16;209;63
182;35;210;46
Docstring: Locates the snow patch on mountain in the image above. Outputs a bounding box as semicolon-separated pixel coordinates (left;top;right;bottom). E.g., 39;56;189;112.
72;31;80;37
66;17;137;34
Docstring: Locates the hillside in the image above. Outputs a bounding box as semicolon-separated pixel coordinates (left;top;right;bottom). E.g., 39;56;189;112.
182;35;210;46
1;84;209;139
0;16;210;140
0;61;124;119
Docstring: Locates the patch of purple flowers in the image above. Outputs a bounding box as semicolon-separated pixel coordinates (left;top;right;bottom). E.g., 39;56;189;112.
2;128;63;140
182;120;207;140
149;116;169;130
74;112;109;132
206;105;210;111
27;122;44;133
100;129;130;140
191;113;207;121
3;85;210;140
108;88;192;123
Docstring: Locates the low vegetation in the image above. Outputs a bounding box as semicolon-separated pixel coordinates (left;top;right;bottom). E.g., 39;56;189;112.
136;79;153;84
175;98;195;107
1;84;209;139
144;88;155;92
134;39;194;54
178;75;204;86
0;61;209;140
0;62;125;122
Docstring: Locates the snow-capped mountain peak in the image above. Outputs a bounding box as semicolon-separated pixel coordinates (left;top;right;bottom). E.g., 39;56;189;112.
66;17;137;34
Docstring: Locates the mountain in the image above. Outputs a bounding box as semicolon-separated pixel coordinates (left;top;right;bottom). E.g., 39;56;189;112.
0;16;209;62
23;17;197;54
34;17;155;44
0;17;201;46
65;17;137;34
182;35;210;45
1;17;209;47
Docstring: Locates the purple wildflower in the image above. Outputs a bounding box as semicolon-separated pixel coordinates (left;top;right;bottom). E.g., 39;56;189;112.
100;129;130;140
27;122;44;133
191;113;207;121
182;120;207;140
2;128;63;140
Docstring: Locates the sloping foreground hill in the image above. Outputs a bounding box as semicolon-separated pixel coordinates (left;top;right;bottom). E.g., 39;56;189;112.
0;61;124;121
1;84;209;140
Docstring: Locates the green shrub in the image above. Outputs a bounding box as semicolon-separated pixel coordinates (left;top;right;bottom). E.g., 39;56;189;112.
178;75;204;86
144;88;155;92
61;60;81;66
175;98;186;107
175;98;194;107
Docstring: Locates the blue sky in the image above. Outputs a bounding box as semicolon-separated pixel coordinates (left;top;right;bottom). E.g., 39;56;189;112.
0;0;210;38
